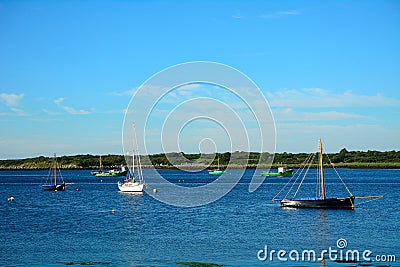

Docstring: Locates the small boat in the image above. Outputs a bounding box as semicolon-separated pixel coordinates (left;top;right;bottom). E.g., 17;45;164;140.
118;176;144;192
95;167;128;177
209;156;225;175
41;154;66;191
91;155;103;175
92;155;128;177
261;166;293;177
118;123;145;192
273;139;381;209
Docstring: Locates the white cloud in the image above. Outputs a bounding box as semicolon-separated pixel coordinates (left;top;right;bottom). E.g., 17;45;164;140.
266;88;400;108
0;93;29;116
54;97;90;115
276;123;400;153
232;14;243;19
0;93;24;106
259;10;302;18
273;108;365;122
177;83;201;90
111;88;137;97
54;97;65;105
276;10;301;15
266;88;400;152
61;106;90;115
10;108;28;116
0;108;29;117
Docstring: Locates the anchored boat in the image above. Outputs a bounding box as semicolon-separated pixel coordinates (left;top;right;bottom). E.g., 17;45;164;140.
209;156;225;175
261;166;293;177
41;153;66;191
92;155;128;177
118;123;145;192
95;167;128;177
273;139;382;209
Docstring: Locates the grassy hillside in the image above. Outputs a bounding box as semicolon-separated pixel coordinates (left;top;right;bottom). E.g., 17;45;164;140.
1;149;400;169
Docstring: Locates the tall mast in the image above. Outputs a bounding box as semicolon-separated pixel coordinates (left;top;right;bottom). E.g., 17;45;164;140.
53;153;57;186
319;139;326;199
132;122;135;176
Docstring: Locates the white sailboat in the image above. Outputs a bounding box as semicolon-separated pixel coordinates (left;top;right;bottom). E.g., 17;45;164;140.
118;123;145;192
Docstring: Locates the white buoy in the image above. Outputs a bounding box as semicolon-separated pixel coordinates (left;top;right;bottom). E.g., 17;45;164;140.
8;196;14;201
111;209;115;213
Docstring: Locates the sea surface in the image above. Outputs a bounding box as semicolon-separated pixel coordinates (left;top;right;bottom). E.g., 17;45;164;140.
0;169;399;267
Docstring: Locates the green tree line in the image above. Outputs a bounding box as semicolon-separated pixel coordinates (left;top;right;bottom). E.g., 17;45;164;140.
0;149;399;169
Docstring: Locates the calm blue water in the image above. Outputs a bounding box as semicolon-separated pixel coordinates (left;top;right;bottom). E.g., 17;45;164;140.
1;169;399;267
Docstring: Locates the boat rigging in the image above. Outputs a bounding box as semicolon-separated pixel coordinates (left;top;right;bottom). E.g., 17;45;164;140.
273;139;382;209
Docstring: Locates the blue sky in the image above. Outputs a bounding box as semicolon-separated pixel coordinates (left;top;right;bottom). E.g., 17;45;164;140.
0;0;399;158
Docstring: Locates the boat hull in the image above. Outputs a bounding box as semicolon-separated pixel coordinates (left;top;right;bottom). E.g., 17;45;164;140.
261;170;293;177
118;181;144;192
42;183;66;191
95;170;128;177
280;196;355;209
208;170;225;175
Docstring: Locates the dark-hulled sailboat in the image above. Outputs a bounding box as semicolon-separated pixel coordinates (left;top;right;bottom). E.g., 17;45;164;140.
41;153;66;191
273;139;380;209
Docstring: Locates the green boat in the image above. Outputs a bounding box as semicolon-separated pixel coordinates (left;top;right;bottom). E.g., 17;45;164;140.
91;155;128;177
95;169;127;177
208;170;225;175
209;157;225;175
261;167;293;177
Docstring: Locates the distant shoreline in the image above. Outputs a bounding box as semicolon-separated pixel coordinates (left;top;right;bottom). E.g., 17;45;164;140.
1;163;399;170
0;150;399;170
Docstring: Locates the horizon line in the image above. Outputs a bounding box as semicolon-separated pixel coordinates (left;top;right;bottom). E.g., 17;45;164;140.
1;148;399;160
